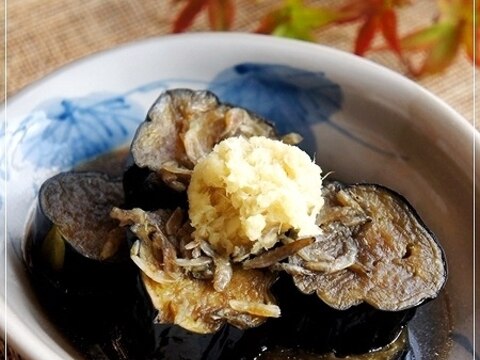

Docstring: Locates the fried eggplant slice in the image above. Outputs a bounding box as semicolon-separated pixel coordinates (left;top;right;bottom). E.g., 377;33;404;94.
268;273;416;356
111;207;280;334
130;89;279;191
39;172;126;261
289;182;447;311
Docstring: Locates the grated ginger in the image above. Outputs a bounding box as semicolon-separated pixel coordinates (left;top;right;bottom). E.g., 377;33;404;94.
188;136;324;259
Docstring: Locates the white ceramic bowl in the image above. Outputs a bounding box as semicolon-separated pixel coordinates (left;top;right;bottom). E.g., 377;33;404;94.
1;33;478;360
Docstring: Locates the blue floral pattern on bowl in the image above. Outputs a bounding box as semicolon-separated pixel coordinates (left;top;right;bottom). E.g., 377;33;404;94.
4;63;343;174
3;62;393;215
208;63;342;154
11;93;144;170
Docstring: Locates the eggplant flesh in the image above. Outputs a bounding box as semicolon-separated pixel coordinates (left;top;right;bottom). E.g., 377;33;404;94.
25;171;134;352
130;89;286;193
110;206;280;334
27;172;132;305
38;171;127;262
131;273;412;360
288;181;447;312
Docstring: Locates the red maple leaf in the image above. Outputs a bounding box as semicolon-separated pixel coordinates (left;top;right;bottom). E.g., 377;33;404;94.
172;0;235;33
335;0;408;56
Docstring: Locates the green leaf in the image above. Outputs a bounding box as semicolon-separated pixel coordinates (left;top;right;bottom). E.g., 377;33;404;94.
290;5;342;29
272;23;312;40
418;23;462;75
261;0;339;41
401;23;453;51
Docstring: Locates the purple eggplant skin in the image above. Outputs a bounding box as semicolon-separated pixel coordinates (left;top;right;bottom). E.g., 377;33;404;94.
24;206;140;358
270;273;414;357
122;164;188;211
27;170;132;286
25;171;151;359
272;181;447;356
126;273;247;360
25;172;134;329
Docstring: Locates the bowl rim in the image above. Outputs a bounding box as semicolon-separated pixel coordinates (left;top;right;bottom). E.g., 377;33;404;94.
2;32;479;360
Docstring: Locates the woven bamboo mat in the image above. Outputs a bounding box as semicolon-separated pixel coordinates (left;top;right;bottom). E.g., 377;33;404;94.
3;0;478;359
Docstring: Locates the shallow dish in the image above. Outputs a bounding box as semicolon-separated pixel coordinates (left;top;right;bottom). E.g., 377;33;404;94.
1;33;478;360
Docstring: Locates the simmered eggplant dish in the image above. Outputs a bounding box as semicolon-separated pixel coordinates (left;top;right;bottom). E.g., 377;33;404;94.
25;89;447;360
